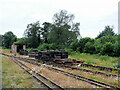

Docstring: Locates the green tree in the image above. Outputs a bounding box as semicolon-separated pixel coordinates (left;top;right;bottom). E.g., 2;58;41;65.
96;25;116;39
70;39;79;51
0;34;2;46
2;31;17;48
77;37;94;53
14;38;26;44
113;35;120;56
94;39;102;53
41;22;52;43
94;36;116;53
48;10;80;47
84;42;96;54
24;21;41;48
100;42;114;56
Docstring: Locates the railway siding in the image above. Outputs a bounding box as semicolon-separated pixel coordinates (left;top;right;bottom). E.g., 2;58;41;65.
1;53;120;89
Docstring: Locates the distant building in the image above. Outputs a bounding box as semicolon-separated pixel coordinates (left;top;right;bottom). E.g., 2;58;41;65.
11;44;26;53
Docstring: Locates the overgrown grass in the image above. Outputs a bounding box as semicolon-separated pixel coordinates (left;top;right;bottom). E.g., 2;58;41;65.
69;52;119;68
2;56;43;88
54;66;119;87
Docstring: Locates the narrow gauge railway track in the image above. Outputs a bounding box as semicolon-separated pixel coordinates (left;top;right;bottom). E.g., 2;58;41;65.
8;56;64;90
10;56;120;89
1;53;120;72
77;63;120;72
16;55;118;77
1;53;120;89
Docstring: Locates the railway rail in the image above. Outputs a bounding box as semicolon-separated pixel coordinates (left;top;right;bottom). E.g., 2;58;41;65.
77;63;120;71
1;55;120;90
15;54;118;77
7;55;64;89
1;53;120;89
1;52;120;71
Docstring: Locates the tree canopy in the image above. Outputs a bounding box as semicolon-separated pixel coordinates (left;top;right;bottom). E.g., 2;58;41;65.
0;34;2;46
95;26;115;39
24;21;41;48
48;10;80;47
2;31;17;48
1;10;119;57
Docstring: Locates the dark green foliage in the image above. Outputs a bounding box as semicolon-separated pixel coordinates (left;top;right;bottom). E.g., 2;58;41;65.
94;39;102;53
24;21;41;48
37;43;49;50
84;42;96;54
98;36;116;44
65;48;74;55
38;43;63;50
41;22;52;43
113;35;120;57
14;38;25;44
48;10;80;47
94;36;116;53
77;37;94;53
96;25;115;39
70;39;79;51
2;31;17;48
0;34;2;46
100;42;114;56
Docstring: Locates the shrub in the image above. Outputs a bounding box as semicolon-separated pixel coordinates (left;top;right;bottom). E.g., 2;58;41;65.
113;41;120;57
94;39;102;53
100;42;114;56
65;48;74;55
38;43;64;50
77;37;94;53
70;39;79;51
37;43;49;50
84;42;96;54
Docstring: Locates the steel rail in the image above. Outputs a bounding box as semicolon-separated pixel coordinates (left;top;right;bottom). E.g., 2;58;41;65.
1;53;120;89
10;56;64;90
13;56;120;89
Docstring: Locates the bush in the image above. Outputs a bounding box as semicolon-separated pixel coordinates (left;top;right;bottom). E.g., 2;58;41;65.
70;39;79;51
65;48;75;55
77;37;94;53
49;43;64;50
37;43;64;50
84;42;96;54
37;43;49;50
94;39;102;53
100;42;114;56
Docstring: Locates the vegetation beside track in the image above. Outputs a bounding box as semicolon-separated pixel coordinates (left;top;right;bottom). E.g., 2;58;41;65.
55;67;119;87
2;56;43;88
19;60;96;88
16;57;119;88
69;52;119;68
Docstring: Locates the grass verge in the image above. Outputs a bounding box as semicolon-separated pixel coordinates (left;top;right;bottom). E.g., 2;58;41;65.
2;56;44;88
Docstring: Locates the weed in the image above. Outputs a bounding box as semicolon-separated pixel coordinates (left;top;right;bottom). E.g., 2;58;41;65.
2;56;43;88
69;52;119;67
99;55;109;61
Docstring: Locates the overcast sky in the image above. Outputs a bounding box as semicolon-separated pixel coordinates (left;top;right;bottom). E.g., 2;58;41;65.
0;0;119;38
